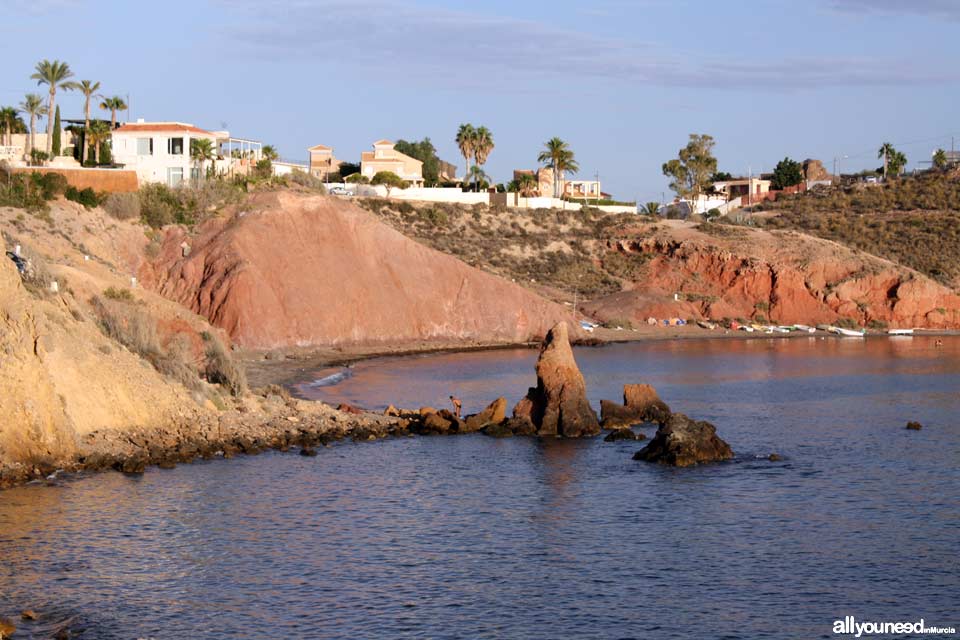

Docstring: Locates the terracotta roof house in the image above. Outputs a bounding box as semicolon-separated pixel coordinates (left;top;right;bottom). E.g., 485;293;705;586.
308;143;342;180
360;140;423;186
112;120;263;186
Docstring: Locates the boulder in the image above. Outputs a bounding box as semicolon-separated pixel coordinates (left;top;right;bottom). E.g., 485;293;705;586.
633;413;733;467
337;403;364;415
419;407;438;416
906;421;922;430
0;617;15;638
463;397;508;433
422;412;453;434
601;383;671;428
384;404;401;416
512;322;600;438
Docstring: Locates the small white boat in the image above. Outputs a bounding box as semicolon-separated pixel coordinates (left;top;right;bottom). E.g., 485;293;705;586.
816;324;832;332
739;325;755;333
835;327;865;337
697;320;717;330
888;329;914;336
793;324;817;333
772;326;791;334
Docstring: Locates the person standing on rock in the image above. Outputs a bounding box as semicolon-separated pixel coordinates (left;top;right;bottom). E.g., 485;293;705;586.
450;395;462;418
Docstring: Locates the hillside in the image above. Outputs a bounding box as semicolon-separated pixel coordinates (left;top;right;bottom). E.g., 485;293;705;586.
354;196;960;329
759;173;960;289
142;191;580;350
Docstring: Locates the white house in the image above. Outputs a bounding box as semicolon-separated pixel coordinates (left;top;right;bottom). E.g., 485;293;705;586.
111;120;219;187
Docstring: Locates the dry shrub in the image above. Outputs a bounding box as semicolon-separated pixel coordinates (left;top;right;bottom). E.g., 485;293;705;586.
103;192;141;220
202;331;247;397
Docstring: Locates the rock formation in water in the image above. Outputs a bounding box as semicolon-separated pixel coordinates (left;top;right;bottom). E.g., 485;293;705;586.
633;413;733;466
463;397;507;433
143;192;580;349
511;322;600;438
600;383;671;428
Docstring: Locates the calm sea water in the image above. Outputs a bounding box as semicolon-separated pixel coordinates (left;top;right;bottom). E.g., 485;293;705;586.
1;337;958;639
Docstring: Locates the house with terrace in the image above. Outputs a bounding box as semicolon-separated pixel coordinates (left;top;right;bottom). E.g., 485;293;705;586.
112;120;262;187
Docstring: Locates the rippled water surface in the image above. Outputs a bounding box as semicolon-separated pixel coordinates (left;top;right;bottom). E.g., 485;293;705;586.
2;337;959;639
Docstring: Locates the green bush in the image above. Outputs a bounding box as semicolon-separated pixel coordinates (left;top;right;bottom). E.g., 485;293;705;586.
65;186;100;208
288;169;326;192
102;286;135;301
139;183;184;228
31;172;69;199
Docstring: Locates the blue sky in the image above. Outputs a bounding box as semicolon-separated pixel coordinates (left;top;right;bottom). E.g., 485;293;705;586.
3;0;959;201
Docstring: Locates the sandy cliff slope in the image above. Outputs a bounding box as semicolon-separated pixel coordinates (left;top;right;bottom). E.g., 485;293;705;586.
584;222;960;328
143;192;579;349
0;233;206;468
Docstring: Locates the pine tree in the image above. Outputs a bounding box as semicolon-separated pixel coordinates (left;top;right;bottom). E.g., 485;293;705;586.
51;105;61;156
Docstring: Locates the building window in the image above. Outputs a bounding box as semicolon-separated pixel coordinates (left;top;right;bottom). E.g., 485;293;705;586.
136;138;153;156
168;137;184;155
167;167;184;187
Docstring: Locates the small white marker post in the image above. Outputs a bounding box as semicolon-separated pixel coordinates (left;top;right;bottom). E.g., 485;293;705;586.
130;276;137;289
14;244;21;256
50;280;59;293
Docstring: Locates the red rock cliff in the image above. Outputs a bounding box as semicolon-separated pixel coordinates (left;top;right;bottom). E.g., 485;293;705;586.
585;225;960;329
143;192;579;349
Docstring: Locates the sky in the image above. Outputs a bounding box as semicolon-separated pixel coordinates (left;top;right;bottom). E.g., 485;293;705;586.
2;0;960;201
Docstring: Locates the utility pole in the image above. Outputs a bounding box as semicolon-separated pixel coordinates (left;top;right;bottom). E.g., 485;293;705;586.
883;147;888;180
595;170;600;207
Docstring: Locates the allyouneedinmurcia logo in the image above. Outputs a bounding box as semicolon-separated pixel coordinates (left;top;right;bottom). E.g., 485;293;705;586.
833;616;957;637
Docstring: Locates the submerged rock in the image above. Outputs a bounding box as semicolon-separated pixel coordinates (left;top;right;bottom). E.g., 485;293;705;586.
604;429;645;442
633;413;733;467
299;446;318;457
906;421;923;430
483;422;514;438
512;322;600;438
768;453;782;461
0;616;15;638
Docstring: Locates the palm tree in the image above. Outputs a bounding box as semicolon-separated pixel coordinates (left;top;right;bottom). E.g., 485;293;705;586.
31;59;78;156
467;165;491;191
0;106;18;146
76;80;102;165
191;138;216;182
99;95;127;130
643;202;661;216
933;148;949;171
537;137;580;198
19;94;47;160
877;142;897;179
86;120;111;165
517;173;538;197
455;124;476;188
472;126;494;191
261;145;278;161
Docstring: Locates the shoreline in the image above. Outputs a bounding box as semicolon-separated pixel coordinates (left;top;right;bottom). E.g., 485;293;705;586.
240;325;960;390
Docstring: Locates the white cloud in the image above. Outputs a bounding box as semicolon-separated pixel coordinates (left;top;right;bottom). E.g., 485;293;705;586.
222;0;957;89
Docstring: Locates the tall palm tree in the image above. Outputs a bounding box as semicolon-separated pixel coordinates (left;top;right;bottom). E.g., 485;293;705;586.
31;59;78;156
76;80;101;165
99;95;127;130
472;126;494;191
191;138;216;182
86;120;111;165
455;124;476;188
537;137;580;198
19;94;47;160
878;142;896;179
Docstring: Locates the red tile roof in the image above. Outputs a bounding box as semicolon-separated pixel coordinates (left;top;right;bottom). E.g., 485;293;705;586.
115;122;214;135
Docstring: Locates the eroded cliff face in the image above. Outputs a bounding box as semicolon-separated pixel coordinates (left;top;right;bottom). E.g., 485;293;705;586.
0;235;205;468
585;229;960;328
143;192;580;350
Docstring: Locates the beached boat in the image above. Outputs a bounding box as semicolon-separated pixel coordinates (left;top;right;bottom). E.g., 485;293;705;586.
887;329;914;336
816;324;832;332
793;324;817;333
738;325;755;332
772;326;791;334
835;327;866;337
697;320;717;330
